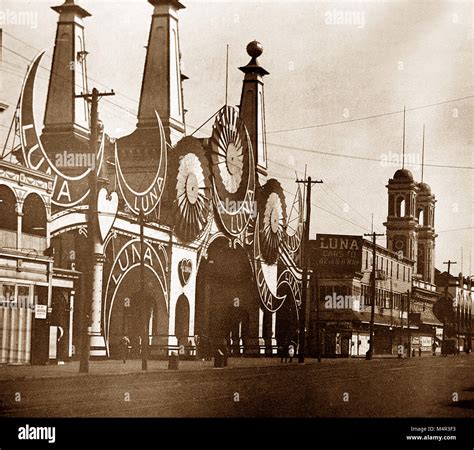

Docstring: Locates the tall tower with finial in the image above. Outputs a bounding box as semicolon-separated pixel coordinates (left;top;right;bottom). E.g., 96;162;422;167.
239;40;269;183
42;0;90;147
415;125;437;283
137;0;186;146
384;108;418;268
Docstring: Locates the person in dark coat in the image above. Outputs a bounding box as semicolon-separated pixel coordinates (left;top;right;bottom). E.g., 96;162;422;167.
119;335;131;363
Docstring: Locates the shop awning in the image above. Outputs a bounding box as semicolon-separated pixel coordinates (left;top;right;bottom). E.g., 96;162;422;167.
418;309;443;326
317;310;416;329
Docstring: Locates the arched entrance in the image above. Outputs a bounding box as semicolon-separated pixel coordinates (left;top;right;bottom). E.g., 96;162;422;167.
195;237;259;355
108;268;168;359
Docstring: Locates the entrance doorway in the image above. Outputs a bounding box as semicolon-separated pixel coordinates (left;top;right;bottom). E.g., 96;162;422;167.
108;267;167;358
195;238;259;355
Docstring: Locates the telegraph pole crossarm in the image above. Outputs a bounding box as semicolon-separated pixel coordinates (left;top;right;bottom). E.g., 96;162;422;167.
77;87;115;374
296;176;323;364
363;231;384;360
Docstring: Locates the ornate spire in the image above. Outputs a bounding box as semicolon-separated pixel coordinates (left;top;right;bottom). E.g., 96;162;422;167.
43;0;91;140
137;0;186;145
239;41;269;181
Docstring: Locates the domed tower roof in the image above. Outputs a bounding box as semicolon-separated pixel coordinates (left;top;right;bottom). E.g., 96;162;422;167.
393;168;414;182
417;182;431;194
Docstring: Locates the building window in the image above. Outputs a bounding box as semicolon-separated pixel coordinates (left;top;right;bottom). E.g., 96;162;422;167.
1;283;15;305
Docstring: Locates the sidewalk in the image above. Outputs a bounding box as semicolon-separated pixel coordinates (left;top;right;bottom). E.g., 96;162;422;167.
0;356;342;381
0;357;299;381
0;353;424;381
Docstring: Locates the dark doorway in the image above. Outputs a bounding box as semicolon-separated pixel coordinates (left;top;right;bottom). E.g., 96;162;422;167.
195;238;258;355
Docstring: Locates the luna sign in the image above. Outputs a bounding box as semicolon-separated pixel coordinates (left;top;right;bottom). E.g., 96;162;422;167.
114;111;167;216
313;234;363;275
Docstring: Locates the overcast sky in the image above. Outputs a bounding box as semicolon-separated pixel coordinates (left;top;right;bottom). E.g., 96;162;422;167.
1;0;472;273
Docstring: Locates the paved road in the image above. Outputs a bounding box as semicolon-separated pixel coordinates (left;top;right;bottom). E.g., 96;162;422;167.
1;356;473;417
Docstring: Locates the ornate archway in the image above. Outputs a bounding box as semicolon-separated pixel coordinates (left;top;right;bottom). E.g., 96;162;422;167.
195;237;259;354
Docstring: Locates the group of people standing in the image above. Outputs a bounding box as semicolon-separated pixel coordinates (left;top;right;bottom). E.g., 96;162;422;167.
278;339;297;363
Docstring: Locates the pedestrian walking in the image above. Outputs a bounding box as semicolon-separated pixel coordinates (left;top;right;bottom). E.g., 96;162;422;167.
431;341;437;356
278;342;286;363
119;335;131;363
288;340;297;363
418;347;422;357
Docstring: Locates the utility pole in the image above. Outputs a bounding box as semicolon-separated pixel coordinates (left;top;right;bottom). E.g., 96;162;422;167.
363;231;384;360
139;209;149;371
407;289;412;357
296;176;323;363
442;260;457;345
77;87;115;374
313;270;321;363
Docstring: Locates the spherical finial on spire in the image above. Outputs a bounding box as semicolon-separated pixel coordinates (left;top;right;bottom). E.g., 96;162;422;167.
247;40;263;59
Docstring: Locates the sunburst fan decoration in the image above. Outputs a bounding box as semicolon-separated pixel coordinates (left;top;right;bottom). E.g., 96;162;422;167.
257;179;287;264
210;105;252;200
285;184;303;253
167;136;211;243
209;105;256;238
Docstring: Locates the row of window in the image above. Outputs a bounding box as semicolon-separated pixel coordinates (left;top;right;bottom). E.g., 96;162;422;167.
363;249;411;282
319;284;408;311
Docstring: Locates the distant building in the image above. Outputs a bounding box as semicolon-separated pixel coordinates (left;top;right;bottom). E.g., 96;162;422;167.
309;234;415;357
308;168;442;357
435;270;473;352
0;160;78;364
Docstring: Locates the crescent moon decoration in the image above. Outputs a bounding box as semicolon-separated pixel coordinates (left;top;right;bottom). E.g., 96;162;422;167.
285;184;304;253
19;51;104;208
210;106;256;238
115;110;167;216
253;213;287;312
257;179;287;264
168;136;212;243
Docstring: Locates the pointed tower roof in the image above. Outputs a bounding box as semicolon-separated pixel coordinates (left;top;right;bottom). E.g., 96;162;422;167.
148;0;185;9
51;0;91;18
135;0;186;145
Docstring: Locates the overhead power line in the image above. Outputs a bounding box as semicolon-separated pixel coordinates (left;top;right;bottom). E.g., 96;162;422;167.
266;141;474;170
266;95;474;135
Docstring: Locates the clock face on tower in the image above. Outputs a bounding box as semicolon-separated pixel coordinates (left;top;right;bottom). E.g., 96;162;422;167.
168;137;211;243
394;237;406;258
210;106;256;238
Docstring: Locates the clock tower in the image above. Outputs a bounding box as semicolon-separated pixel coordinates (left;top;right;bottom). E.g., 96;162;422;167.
384;169;419;269
415;182;436;283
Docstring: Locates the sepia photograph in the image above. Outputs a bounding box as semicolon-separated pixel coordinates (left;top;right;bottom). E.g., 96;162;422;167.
0;0;472;448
